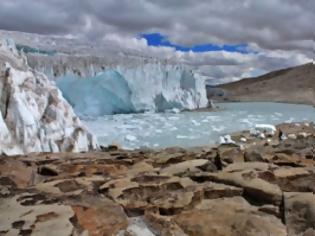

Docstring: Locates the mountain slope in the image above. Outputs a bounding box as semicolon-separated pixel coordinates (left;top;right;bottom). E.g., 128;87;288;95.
208;63;315;105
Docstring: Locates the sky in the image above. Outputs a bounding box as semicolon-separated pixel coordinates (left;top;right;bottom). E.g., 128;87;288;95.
0;0;314;83
141;33;249;53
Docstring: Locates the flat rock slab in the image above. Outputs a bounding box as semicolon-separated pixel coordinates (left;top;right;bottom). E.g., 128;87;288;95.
175;197;287;236
0;194;75;236
284;192;315;236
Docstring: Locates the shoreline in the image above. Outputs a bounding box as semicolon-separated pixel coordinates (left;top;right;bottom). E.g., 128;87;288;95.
85;102;314;151
212;99;315;107
184;100;315;114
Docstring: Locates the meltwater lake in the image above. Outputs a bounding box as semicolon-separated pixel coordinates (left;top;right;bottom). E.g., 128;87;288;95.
84;102;315;149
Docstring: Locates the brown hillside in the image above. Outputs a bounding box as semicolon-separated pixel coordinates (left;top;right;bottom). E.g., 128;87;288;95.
209;63;315;106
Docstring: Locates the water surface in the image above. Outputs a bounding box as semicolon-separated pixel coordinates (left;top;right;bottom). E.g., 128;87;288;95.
84;102;315;149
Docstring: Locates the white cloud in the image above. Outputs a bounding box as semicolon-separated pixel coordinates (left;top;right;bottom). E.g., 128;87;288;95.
100;34;312;83
0;0;313;83
0;0;313;52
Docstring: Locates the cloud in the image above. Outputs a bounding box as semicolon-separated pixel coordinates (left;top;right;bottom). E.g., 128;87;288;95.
101;33;311;83
0;1;87;35
0;0;313;83
0;0;313;51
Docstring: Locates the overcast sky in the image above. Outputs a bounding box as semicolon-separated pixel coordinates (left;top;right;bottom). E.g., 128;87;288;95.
0;0;314;83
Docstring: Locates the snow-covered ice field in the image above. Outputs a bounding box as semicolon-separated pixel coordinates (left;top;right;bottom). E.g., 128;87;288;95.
84;102;315;149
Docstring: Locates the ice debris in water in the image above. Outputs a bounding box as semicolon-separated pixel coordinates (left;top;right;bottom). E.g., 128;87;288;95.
250;124;277;139
125;135;138;142
219;135;236;144
170;108;181;114
255;124;276;135
240;137;247;143
84;103;315;149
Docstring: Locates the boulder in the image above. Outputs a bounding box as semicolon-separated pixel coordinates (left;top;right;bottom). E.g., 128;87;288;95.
244;150;265;162
175;197;286;236
160;159;211;176
255;124;276;136
284;192;315;236
71;199;128;236
0;194;75;236
209;162;282;205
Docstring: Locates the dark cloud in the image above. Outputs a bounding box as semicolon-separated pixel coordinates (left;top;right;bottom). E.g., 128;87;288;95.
0;0;313;52
0;0;313;83
89;0;172;33
0;1;87;35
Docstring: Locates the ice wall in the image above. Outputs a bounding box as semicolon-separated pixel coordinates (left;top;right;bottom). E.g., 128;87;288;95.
117;62;208;113
0;39;97;155
0;31;208;116
28;54;209;116
57;70;135;117
55;62;208;116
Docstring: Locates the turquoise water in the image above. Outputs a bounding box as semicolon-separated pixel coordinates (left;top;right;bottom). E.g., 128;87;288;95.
84;102;315;149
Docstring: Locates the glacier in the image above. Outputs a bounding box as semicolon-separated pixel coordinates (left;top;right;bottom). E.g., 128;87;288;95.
0;31;208;116
57;70;135;117
0;39;97;155
55;63;208;116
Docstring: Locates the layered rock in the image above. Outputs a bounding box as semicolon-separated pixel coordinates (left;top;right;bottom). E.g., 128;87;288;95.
1;122;315;235
0;39;97;155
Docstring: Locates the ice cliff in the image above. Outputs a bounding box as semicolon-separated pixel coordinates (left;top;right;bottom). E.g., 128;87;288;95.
57;70;136;116
0;39;97;155
0;31;208;116
27;55;208;116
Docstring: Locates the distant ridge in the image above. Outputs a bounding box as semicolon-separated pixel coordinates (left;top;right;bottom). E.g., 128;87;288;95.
208;63;315;106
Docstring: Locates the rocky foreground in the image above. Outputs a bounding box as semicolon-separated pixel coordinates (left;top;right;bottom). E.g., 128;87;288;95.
1;122;315;236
